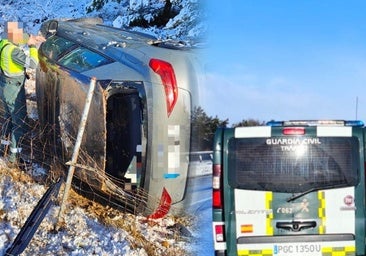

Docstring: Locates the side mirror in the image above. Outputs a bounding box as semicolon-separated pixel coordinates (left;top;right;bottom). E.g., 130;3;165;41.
47;20;58;36
40;20;58;38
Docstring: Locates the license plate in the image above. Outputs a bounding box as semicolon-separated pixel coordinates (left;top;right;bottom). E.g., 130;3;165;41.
237;243;322;256
238;241;355;256
274;243;321;255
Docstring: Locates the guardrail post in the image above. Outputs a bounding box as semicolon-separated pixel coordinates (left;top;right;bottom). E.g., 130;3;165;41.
55;77;97;229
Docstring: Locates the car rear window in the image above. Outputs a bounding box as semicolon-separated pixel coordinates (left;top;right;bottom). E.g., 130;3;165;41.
227;136;360;193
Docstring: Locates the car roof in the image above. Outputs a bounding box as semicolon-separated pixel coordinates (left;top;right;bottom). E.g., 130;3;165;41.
39;19;202;91
60;21;151;44
52;19;192;53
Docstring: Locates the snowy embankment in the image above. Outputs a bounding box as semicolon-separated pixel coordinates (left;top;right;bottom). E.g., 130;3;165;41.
0;162;193;256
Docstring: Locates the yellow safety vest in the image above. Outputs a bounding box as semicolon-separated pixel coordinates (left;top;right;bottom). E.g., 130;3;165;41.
0;39;38;77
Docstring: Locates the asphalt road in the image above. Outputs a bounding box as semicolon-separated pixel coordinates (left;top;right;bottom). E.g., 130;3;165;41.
185;174;212;213
185;174;214;255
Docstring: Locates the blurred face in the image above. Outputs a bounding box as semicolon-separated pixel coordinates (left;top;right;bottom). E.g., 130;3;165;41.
6;21;24;44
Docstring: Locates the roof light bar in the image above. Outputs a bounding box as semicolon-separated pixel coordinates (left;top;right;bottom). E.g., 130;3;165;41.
344;120;364;127
267;120;364;127
266;121;283;127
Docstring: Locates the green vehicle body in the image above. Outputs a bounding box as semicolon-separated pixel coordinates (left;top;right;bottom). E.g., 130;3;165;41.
212;121;366;256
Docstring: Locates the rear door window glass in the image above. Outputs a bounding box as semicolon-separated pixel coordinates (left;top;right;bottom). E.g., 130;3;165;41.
58;47;112;72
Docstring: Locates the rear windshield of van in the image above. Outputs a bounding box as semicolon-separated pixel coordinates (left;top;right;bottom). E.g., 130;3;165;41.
227;136;359;193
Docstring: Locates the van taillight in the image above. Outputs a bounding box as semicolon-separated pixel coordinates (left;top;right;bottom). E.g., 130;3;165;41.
213;190;222;208
215;224;225;242
149;58;178;116
213;164;222;208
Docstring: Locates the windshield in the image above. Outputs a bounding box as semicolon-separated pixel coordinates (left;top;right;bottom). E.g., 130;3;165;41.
228;136;360;193
40;35;76;61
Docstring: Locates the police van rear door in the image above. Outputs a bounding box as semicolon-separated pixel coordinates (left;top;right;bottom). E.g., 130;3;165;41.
225;121;365;256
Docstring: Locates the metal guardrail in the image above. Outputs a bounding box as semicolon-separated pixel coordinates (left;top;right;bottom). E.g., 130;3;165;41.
5;178;62;256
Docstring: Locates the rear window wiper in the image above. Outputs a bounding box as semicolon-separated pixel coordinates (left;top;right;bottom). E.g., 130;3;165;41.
287;183;348;202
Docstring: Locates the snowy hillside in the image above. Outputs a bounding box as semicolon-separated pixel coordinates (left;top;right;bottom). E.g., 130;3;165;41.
0;0;206;46
0;1;209;255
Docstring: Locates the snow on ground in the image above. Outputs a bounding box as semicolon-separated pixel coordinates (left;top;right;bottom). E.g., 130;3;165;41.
0;1;209;255
0;161;192;256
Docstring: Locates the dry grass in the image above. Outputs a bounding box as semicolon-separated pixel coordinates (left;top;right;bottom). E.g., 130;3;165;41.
0;163;192;256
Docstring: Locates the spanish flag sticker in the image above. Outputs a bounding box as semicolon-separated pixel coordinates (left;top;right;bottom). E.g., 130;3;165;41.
241;224;253;233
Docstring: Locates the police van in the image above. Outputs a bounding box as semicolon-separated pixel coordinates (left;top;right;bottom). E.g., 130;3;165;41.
212;120;366;256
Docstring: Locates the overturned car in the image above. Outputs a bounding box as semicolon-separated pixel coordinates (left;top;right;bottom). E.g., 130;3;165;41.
36;18;201;215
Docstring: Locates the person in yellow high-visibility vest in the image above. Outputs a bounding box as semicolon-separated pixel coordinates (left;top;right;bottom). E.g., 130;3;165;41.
0;21;45;164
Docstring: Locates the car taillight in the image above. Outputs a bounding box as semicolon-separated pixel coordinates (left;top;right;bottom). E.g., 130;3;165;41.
213;164;222;208
215;224;225;242
149;58;178;116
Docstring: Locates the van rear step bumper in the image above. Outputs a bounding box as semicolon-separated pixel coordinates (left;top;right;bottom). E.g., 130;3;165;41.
238;234;355;244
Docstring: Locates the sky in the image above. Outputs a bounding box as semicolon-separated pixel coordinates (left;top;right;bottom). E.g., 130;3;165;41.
201;0;366;125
